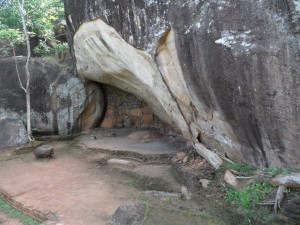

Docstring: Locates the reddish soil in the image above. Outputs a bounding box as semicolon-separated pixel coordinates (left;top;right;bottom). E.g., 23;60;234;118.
0;129;215;225
0;141;136;225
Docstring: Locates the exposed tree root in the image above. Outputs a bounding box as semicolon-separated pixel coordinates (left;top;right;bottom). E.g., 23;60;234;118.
224;170;300;213
259;173;300;212
274;185;286;212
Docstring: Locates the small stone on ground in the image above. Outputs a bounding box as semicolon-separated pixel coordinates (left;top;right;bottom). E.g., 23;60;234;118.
34;145;54;159
107;159;133;168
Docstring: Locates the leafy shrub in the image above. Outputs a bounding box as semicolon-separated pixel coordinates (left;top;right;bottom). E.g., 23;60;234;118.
262;167;290;177
33;41;52;56
0;28;22;56
0;28;22;44
225;182;272;209
54;42;69;54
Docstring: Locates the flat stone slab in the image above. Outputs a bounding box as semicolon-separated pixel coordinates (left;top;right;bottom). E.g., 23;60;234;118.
107;159;133;168
82;129;186;155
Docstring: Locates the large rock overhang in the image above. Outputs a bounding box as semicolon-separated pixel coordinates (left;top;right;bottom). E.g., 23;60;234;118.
66;0;300;168
73;19;223;169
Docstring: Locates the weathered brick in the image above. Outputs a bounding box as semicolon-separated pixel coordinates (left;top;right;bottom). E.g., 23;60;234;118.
142;114;153;125
106;109;114;117
131;117;141;127
101;118;115;128
116;116;124;125
129;108;142;117
142;106;152;114
107;105;116;110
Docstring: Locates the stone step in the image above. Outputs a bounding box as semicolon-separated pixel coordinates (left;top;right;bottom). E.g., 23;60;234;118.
107;158;134;168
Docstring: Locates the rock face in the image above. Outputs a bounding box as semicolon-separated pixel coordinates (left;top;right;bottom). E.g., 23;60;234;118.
111;202;145;225
0;57;105;135
34;145;54;158
64;0;300;168
0;119;28;149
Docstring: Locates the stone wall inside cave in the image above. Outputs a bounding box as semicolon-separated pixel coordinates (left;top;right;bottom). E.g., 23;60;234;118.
100;85;174;133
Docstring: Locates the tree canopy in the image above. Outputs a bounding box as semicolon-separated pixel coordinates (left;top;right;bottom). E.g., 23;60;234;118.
0;0;65;55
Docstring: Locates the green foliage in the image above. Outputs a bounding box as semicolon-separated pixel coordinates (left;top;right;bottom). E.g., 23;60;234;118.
33;41;52;56
0;28;21;43
54;42;69;54
224;162;255;174
0;199;41;225
0;0;65;57
139;193;149;202
0;27;22;55
0;0;64;38
224;182;272;209
262;167;290;177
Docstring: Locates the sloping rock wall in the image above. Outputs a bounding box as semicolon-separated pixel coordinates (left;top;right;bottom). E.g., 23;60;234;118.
0;57;104;135
64;0;300;168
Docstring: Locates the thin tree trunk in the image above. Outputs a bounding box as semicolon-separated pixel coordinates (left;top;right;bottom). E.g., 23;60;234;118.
18;0;33;141
26;88;33;140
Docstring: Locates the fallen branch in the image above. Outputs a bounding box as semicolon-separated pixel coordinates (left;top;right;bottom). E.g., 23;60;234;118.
256;201;275;206
235;176;254;179
230;169;251;177
259;173;300;212
194;143;223;170
268;173;300;188
274;185;286;212
224;171;300;212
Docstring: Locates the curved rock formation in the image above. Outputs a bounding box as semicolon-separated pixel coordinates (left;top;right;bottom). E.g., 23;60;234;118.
64;0;300;168
0;57;104;135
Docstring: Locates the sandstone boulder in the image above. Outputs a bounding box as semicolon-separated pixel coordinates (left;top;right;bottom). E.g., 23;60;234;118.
64;0;300;168
111;202;145;225
34;145;54;159
0;57;104;135
0;118;28;149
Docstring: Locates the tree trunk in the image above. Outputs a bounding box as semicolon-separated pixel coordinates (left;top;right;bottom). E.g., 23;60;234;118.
18;0;33;141
26;88;33;140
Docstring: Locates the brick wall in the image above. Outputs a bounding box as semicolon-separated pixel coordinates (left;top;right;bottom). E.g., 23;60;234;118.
99;85;174;132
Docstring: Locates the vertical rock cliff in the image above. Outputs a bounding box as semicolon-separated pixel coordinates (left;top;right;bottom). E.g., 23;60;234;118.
64;0;300;168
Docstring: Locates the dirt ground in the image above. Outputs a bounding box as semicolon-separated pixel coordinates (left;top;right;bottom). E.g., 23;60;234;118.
0;129;217;225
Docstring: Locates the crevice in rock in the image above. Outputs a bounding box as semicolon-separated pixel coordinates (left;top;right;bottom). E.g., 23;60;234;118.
154;28;193;139
197;132;202;144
